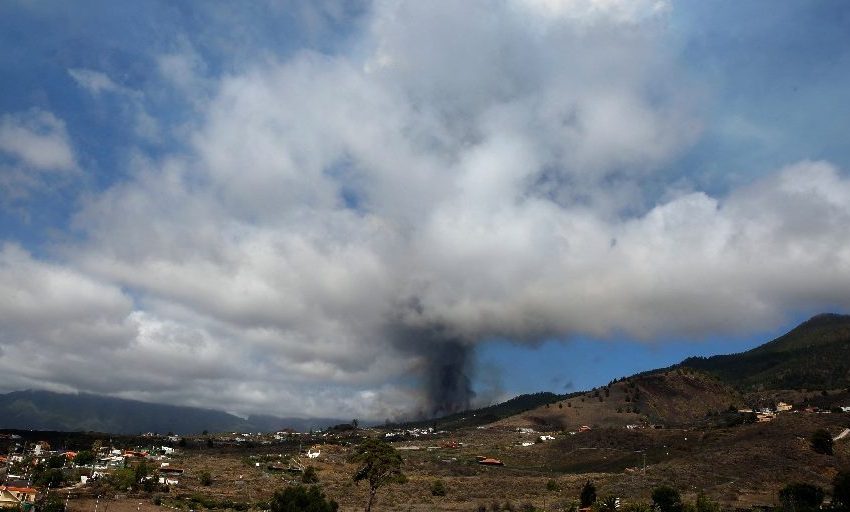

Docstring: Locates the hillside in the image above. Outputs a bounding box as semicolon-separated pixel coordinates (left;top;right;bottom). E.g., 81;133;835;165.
496;369;741;430
680;313;850;391
392;392;563;430
0;390;343;434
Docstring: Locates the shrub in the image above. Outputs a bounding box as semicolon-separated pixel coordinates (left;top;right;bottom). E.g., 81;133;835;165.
199;471;213;486
39;497;65;512
834;470;850;510
431;479;447;496
34;468;65;488
779;483;824;511
47;455;67;468
652;486;682;512
302;466;319;484
580;480;597;507
811;429;834;455
694;493;720;512
269;485;338;512
74;450;96;466
546;479;559;492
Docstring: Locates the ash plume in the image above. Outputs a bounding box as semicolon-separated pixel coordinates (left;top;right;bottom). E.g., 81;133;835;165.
387;321;475;418
423;340;474;417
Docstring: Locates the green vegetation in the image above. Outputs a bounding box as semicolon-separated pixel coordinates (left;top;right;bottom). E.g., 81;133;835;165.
834;470;850;510
651;486;683;512
269;485;338;512
810;429;834;455
199;470;213;486
580;480;597;507
778;483;825;511
38;497;66;512
33;468;65;488
74;450;95;466
46;454;66;468
301;466;319;484
431;479;447;496
681;314;850;391
349;439;406;512
694;493;721;512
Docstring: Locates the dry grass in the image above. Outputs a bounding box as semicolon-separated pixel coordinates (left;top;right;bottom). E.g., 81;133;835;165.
60;410;850;511
496;371;743;431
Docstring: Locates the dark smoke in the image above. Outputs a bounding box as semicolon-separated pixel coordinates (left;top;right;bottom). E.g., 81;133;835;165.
386;319;476;418
423;340;474;417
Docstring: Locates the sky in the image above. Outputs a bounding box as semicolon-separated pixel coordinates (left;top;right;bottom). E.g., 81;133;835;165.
1;0;850;421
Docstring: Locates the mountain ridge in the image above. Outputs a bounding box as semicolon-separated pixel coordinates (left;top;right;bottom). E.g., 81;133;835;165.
679;312;850;391
0;389;344;435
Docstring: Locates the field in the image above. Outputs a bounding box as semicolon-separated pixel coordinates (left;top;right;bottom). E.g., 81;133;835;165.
54;409;850;512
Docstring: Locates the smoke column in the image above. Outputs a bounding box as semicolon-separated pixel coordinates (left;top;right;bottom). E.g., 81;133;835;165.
387;320;476;417
423;340;474;417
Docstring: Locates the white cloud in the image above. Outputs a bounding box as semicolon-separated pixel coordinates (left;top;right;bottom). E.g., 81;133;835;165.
0;109;78;203
0;109;76;172
2;1;848;419
518;0;670;23
68;68;128;96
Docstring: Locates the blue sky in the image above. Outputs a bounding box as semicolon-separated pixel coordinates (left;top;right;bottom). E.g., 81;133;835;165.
1;1;850;419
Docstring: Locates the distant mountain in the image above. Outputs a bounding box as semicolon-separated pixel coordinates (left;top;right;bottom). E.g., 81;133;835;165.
680;313;850;391
0;390;343;435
